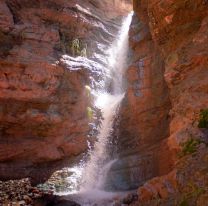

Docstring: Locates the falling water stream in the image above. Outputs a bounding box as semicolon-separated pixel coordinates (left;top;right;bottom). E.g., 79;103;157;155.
57;12;133;205
80;11;133;190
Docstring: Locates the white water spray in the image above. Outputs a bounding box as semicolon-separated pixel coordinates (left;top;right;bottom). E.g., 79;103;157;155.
80;12;133;193
56;12;133;205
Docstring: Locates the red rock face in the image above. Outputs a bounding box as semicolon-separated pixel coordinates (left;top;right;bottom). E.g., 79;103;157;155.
109;5;172;190
0;0;132;183
121;0;208;205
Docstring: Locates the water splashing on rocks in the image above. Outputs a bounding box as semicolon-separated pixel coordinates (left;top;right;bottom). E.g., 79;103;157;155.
80;12;133;193
56;12;133;205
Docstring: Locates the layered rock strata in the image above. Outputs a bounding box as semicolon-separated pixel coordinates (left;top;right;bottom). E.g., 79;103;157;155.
0;0;132;183
114;0;208;205
109;0;208;197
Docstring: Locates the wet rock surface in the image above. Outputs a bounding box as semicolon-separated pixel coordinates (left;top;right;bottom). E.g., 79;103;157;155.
109;5;172;191
0;168;82;205
34;195;80;206
0;178;51;206
0;179;80;206
36;167;80;194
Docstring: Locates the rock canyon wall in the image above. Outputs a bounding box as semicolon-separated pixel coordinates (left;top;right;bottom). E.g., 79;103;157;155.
121;0;208;205
0;0;208;205
0;0;132;184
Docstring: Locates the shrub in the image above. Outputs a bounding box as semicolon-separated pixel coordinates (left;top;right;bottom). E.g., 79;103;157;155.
71;38;80;56
198;109;208;128
179;139;201;157
71;39;87;57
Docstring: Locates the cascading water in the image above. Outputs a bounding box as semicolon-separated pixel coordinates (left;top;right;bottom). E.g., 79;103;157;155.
55;12;133;205
80;12;133;192
74;12;133;204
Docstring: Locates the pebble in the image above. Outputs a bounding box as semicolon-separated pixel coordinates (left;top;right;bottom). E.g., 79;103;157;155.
0;178;52;206
0;168;75;205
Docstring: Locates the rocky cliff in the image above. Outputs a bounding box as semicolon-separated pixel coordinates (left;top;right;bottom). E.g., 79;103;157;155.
1;0;208;205
117;0;208;205
0;0;132;184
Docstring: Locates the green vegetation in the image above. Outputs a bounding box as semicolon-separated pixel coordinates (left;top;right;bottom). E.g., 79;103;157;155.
179;183;205;206
191;186;205;198
71;38;87;57
179;199;188;206
87;107;93;120
179;138;201;157
71;38;80;56
198;109;208;128
187;182;205;198
80;47;87;57
85;85;91;97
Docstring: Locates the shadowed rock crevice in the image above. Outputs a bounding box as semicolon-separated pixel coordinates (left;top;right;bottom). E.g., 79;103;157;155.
107;0;208;197
123;0;208;205
108;13;172;191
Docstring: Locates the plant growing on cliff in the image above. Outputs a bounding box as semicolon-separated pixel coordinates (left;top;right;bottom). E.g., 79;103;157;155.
198;109;208;128
85;85;91;97
179;182;205;206
81;43;88;57
87;106;93;120
71;39;87;57
179;138;201;157
80;47;87;57
71;38;80;56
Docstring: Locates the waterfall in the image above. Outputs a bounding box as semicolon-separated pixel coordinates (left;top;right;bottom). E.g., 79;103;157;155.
55;12;133;205
80;12;133;192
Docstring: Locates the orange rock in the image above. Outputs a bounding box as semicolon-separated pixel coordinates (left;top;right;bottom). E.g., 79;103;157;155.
137;170;177;203
115;0;208;199
0;0;132;183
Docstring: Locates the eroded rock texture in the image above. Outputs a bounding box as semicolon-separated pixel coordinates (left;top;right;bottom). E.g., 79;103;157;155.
0;0;132;184
115;0;208;205
109;0;208;194
109;3;172;191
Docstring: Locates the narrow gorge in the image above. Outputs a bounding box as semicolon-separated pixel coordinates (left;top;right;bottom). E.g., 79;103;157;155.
0;0;208;206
